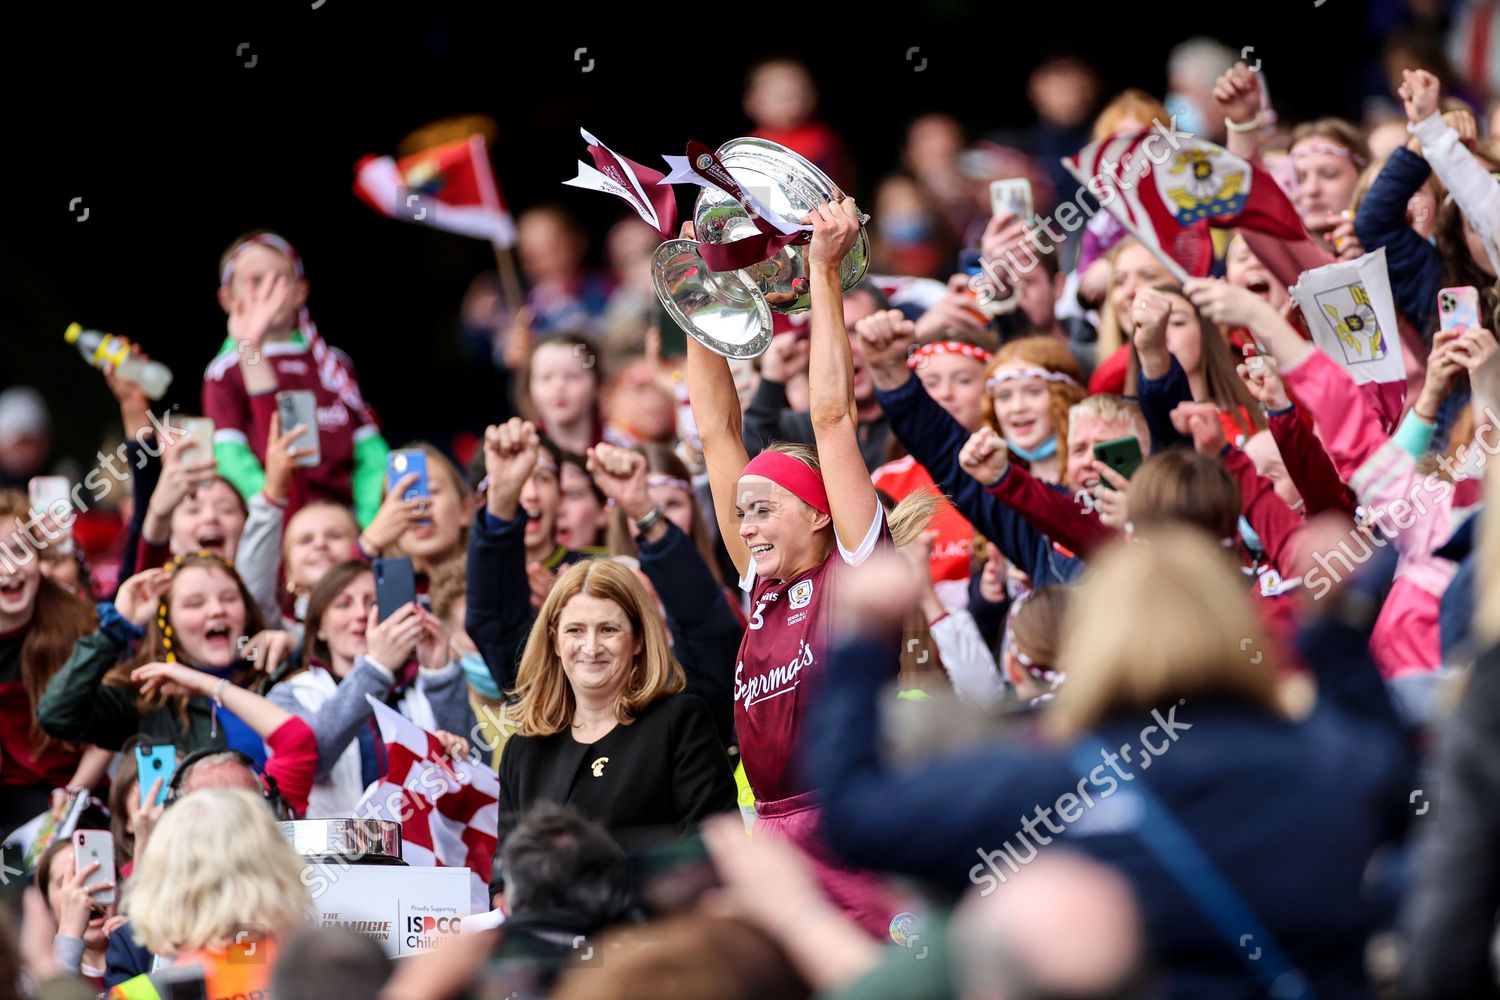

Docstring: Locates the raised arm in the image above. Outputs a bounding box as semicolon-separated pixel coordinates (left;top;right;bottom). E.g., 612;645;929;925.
686;337;753;579
464;419;545;694
588;443;738;742
804;198;879;552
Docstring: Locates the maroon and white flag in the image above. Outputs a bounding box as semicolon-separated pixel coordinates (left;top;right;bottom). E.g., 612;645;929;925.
353;696;498;911
354;134;516;248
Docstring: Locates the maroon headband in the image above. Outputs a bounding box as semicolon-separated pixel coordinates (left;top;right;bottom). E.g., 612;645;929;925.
740;451;829;514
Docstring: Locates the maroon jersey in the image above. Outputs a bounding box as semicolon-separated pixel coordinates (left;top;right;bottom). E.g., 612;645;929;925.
202;337;380;510
734;509;891;804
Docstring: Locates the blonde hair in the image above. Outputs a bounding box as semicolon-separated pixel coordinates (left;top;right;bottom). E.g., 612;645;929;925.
512;559;684;737
1048;528;1291;739
122;787;309;955
1068;394;1151;452
1091;89;1170;143
1096;236;1144;362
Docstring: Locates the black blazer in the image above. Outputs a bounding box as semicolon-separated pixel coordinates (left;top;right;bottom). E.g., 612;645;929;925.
498;693;736;849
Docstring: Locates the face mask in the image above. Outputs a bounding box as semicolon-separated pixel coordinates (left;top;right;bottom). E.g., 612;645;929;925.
1008;435;1058;463
878;214;935;245
1163;93;1204;138
1238;515;1264;555
460;651;501;700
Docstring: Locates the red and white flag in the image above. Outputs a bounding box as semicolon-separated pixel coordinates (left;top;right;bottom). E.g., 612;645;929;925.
354;135;516;248
354;696;498;911
1063;127;1305;280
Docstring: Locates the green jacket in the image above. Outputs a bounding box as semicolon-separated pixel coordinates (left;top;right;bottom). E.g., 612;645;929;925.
36;629;230;754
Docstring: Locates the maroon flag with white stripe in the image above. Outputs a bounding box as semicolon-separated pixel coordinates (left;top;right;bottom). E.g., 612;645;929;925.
354;134;516;248
354;696;498;911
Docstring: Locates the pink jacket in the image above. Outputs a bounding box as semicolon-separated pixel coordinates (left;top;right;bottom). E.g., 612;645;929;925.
1282;349;1457;676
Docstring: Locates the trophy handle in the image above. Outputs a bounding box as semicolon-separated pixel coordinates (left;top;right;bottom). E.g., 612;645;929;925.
652;239;774;359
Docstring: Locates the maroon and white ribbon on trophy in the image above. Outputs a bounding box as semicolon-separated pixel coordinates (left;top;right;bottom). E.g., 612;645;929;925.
563;130;814;273
563;128;679;239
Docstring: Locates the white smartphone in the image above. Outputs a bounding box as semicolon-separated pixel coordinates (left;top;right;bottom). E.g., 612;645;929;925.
275;390;321;468
175;416;215;467
28;476;75;553
73;829;116;905
990;178;1034;223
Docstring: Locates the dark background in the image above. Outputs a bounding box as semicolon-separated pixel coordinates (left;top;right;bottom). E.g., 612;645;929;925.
3;1;1378;469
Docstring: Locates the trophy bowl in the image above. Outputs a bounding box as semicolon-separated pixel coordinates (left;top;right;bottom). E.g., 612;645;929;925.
652;137;869;359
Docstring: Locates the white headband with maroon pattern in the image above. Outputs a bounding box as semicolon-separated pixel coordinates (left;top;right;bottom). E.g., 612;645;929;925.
907;340;995;369
985;366;1081;393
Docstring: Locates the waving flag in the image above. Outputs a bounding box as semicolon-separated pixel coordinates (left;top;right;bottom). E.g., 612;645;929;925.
354;696;498;911
1063;126;1305;280
354;135;516;248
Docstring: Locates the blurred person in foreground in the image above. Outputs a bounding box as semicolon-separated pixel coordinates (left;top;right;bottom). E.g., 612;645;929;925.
805;528;1411;998
272;927;392;1000
383;802;635;1000
104;755;297;989
698;814;1152;1000
108;786;309;1000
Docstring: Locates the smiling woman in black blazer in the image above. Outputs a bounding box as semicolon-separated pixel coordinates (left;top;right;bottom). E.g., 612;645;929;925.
498;557;736;850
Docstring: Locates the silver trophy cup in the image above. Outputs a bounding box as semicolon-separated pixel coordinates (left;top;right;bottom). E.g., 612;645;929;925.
652;138;870;359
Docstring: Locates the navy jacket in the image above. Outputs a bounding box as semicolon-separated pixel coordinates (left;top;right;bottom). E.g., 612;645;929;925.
1403;639;1500;999
104;919;152;990
1138;357;1191;454
875;376;1083;588
807;566;1412;998
742;377;891;473
1354;148;1444;340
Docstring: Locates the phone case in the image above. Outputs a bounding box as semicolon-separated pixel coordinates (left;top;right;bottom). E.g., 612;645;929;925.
1438;286;1480;332
177;417;216;468
276;391;321;468
373;557;417;622
135;745;176;807
73;830;116;905
990;179;1033;221
28;476;70;513
387;450;430;500
1093;437;1143;490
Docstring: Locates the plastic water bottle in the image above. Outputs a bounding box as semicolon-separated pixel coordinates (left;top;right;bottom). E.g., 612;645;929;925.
65;323;173;400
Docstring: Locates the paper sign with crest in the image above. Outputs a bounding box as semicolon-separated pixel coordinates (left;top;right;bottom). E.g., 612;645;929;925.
1288;247;1405;386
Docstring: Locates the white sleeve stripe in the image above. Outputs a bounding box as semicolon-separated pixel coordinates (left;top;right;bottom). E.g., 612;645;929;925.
838;505;886;567
213;428;250;446
739;565;756;593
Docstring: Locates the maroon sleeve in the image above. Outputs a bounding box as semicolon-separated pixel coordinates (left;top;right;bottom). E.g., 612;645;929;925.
202;360;250;435
1222;447;1308;578
246;391;277;466
1267;407;1356;517
263;715;318;818
134;534;170;572
985;464;1121;558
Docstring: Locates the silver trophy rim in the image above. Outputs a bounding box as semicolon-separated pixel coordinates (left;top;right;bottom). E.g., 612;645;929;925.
651;136;867;359
652;238;774;360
